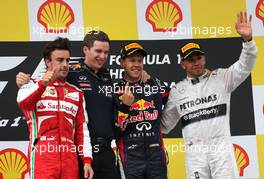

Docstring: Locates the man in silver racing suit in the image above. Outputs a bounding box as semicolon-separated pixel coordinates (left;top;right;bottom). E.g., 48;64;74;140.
161;12;257;179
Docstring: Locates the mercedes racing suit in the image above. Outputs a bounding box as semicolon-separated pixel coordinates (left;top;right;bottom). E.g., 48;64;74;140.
115;78;169;179
161;40;257;179
17;79;93;179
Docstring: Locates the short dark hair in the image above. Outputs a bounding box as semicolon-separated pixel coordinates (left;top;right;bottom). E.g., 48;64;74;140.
83;30;110;48
42;37;71;60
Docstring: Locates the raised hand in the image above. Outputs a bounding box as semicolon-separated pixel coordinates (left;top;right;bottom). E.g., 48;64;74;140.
236;11;252;41
41;70;56;86
16;72;31;88
120;82;134;106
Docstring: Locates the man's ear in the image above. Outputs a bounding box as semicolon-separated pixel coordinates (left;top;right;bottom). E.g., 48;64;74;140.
45;58;51;69
83;46;89;54
180;61;186;69
120;59;125;68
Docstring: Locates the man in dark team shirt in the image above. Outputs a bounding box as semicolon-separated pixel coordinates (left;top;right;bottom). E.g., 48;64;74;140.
67;31;125;179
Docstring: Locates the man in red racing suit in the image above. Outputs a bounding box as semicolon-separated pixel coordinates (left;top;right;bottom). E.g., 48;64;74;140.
17;37;93;179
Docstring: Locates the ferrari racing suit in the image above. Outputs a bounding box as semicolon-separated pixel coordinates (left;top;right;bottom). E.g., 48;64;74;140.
17;79;93;179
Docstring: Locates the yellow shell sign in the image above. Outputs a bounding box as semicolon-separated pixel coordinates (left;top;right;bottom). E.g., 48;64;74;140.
0;148;29;179
145;0;183;32
256;0;264;26
233;144;249;176
37;0;75;33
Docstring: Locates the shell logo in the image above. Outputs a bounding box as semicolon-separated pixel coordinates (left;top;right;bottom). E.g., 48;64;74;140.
0;148;29;179
37;0;75;33
145;0;183;32
233;144;249;176
256;0;264;26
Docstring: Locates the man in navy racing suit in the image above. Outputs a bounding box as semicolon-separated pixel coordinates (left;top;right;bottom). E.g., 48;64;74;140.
115;42;169;179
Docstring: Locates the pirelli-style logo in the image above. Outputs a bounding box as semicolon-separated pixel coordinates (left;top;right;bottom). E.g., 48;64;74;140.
181;43;200;53
125;43;143;51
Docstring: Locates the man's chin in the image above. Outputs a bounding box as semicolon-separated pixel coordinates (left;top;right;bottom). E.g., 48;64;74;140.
58;73;68;80
193;70;204;76
96;63;105;68
131;76;141;82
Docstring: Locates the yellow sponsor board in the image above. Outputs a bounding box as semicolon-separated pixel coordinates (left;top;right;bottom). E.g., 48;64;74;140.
252;37;264;85
164;138;186;178
0;1;29;41
257;135;264;178
191;0;246;38
82;0;138;40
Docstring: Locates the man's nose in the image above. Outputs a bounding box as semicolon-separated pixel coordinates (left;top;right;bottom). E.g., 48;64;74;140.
134;61;142;67
99;52;106;59
193;59;200;65
62;60;69;66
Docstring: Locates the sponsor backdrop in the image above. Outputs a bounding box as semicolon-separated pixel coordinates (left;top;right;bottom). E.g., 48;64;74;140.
0;0;263;178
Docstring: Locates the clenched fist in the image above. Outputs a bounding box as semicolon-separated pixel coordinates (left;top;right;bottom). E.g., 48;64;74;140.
16;72;31;88
42;71;56;86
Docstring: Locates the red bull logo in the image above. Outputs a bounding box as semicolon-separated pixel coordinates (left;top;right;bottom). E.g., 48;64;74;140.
37;0;75;33
130;110;158;123
233;144;249;176
0;148;29;179
69;63;81;70
129;99;155;111
145;0;183;32
256;0;264;26
117;111;129;129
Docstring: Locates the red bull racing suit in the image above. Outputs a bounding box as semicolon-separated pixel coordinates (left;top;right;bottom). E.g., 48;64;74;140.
115;78;169;179
17;79;93;179
161;40;257;179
